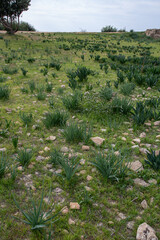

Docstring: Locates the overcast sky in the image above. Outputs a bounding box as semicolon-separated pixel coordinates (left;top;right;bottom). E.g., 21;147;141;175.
21;0;160;32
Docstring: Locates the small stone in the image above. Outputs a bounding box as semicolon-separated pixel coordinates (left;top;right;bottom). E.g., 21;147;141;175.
61;206;69;214
87;175;93;181
123;132;129;136
127;221;135;230
131;145;139;149
121;137;126;141
155;150;160;156
134;178;149;187
133;138;141;144
139;132;146;138
82;145;90;151
80;159;85;165
84;186;92;191
128;161;144;172
114;151;120;156
61;85;65;88
54;188;63;194
150;197;154;204
46;136;56;141
55;169;62;174
156;135;160;139
141;200;148;209
80;170;86;175
136;222;158;240
145;122;151;126
117;212;126;221
101;129;106;132
61;147;69;153
154;121;160;126
0;148;6;152
147;87;151;90
36;155;45;161
68;218;75;225
18;166;23;171
148;179;157;185
90;137;105;146
44;147;50;152
70;202;80;210
27;133;31;137
139;148;149;154
108;221;114;225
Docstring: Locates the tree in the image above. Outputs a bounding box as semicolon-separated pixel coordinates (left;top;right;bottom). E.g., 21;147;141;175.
101;25;117;33
0;0;31;34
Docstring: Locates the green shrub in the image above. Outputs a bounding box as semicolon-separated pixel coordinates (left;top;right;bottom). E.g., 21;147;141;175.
62;91;83;111
46;82;53;93
145;149;160;171
132;102;149;125
63;122;92;143
16;148;33;167
43;110;68;129
21;67;28;76
2;66;18;75
0;154;7;179
120;82;135;96
13;191;59;233
49;149;63;165
76;66;92;82
12;136;18;150
19;112;32;127
0;85;10;100
117;70;125;83
100;87;113;101
90;152;128;181
101;25;117;32
0;76;7;83
36;86;46;100
111;97;132;115
28;80;36;93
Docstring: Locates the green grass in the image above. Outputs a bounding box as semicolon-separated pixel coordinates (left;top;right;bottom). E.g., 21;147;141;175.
0;31;160;240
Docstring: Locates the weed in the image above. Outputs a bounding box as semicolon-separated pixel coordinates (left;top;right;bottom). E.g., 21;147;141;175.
0;153;7;178
0;85;10;100
28;80;36;93
20;112;32;127
16;148;33;167
62;91;83;111
12;136;18;150
43;110;68;129
21;68;28;76
100;87;113;101
120;82;135;96
145;149;160;171
111;97;132;115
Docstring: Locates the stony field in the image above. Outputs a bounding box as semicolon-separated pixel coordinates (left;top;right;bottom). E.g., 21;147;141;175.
0;31;160;240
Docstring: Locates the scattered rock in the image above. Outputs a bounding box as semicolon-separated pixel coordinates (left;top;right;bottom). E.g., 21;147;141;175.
54;188;63;194
121;137;126;141
108;221;114;225
133;138;141;144
147;87;152;90
132;145;139;149
0;148;6;152
117;212;126;221
70;202;80;210
68;218;76;225
61;206;69;214
139;148;149;155
17;166;23;171
90;137;105;146
80;159;85;165
87;175;93;181
44;147;50;152
128;161;144;172
141;200;148;209
46;136;56;141
82;145;90;151
156;135;160;139
148;179;157;185
101;129;106;132
127;221;135;230
114;151;120;156
136;222;158;240
140;132;146;138
134;178;149;187
61;146;69;153
80;170;86;175
85;186;92;191
36;155;45;161
145;123;151;126
154;121;160;126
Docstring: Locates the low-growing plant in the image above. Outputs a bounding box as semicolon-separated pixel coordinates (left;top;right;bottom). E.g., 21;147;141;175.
36;86;46;100
100;87;113;101
132;102;149;125
0;85;10;100
49;149;63;165
120;82;135;96
20;112;33;127
90;151;128;181
28;80;36;93
43;110;68;129
16;148;33;167
13;190;60;233
48;96;54;108
12;136;18;150
63;122;92;143
62;91;83;111
117;70;125;83
110;97;132;115
21;67;28;76
0;153;7;178
0;76;7;83
56;156;80;182
76;66;93;82
21;87;29;94
2;66;18;75
145;149;160;171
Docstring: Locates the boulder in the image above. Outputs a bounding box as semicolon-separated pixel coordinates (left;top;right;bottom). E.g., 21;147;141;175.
146;29;160;39
136;222;158;240
90;137;105;146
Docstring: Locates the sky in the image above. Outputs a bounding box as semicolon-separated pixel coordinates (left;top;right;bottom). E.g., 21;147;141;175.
21;0;160;32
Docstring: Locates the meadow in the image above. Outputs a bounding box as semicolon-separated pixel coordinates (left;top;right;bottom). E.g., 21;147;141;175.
0;31;160;240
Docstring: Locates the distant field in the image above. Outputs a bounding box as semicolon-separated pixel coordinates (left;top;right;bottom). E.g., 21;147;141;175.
0;31;160;240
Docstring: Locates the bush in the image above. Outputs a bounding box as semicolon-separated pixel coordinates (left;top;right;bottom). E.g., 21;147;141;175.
63;122;92;144
90;151;128;181
120;82;135;96
101;25;117;32
43;110;68;129
111;97;132;115
100;87;113;101
0;21;36;31
16;148;33;167
76;66;93;82
145;149;160;171
62;91;83;111
0;85;10;100
132;102;149;125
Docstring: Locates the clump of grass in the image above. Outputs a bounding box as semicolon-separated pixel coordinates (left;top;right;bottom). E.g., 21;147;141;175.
49;149;63;165
132;101;149;125
110;97;132;115
13;190;60;233
56;156;80;182
0;85;10;100
2;66;18;75
46;82;53;93
19;112;32;127
145;149;160;171
48;96;54;108
0;76;7;83
21;67;28;76
62;91;83;111
21;87;29;94
43;110;68;129
28;80;36;93
12;136;18;150
120;82;135;96
16;148;33;167
63;122;92;143
0;153;7;179
90;151;128;181
36;86;46;100
100;87;113;101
